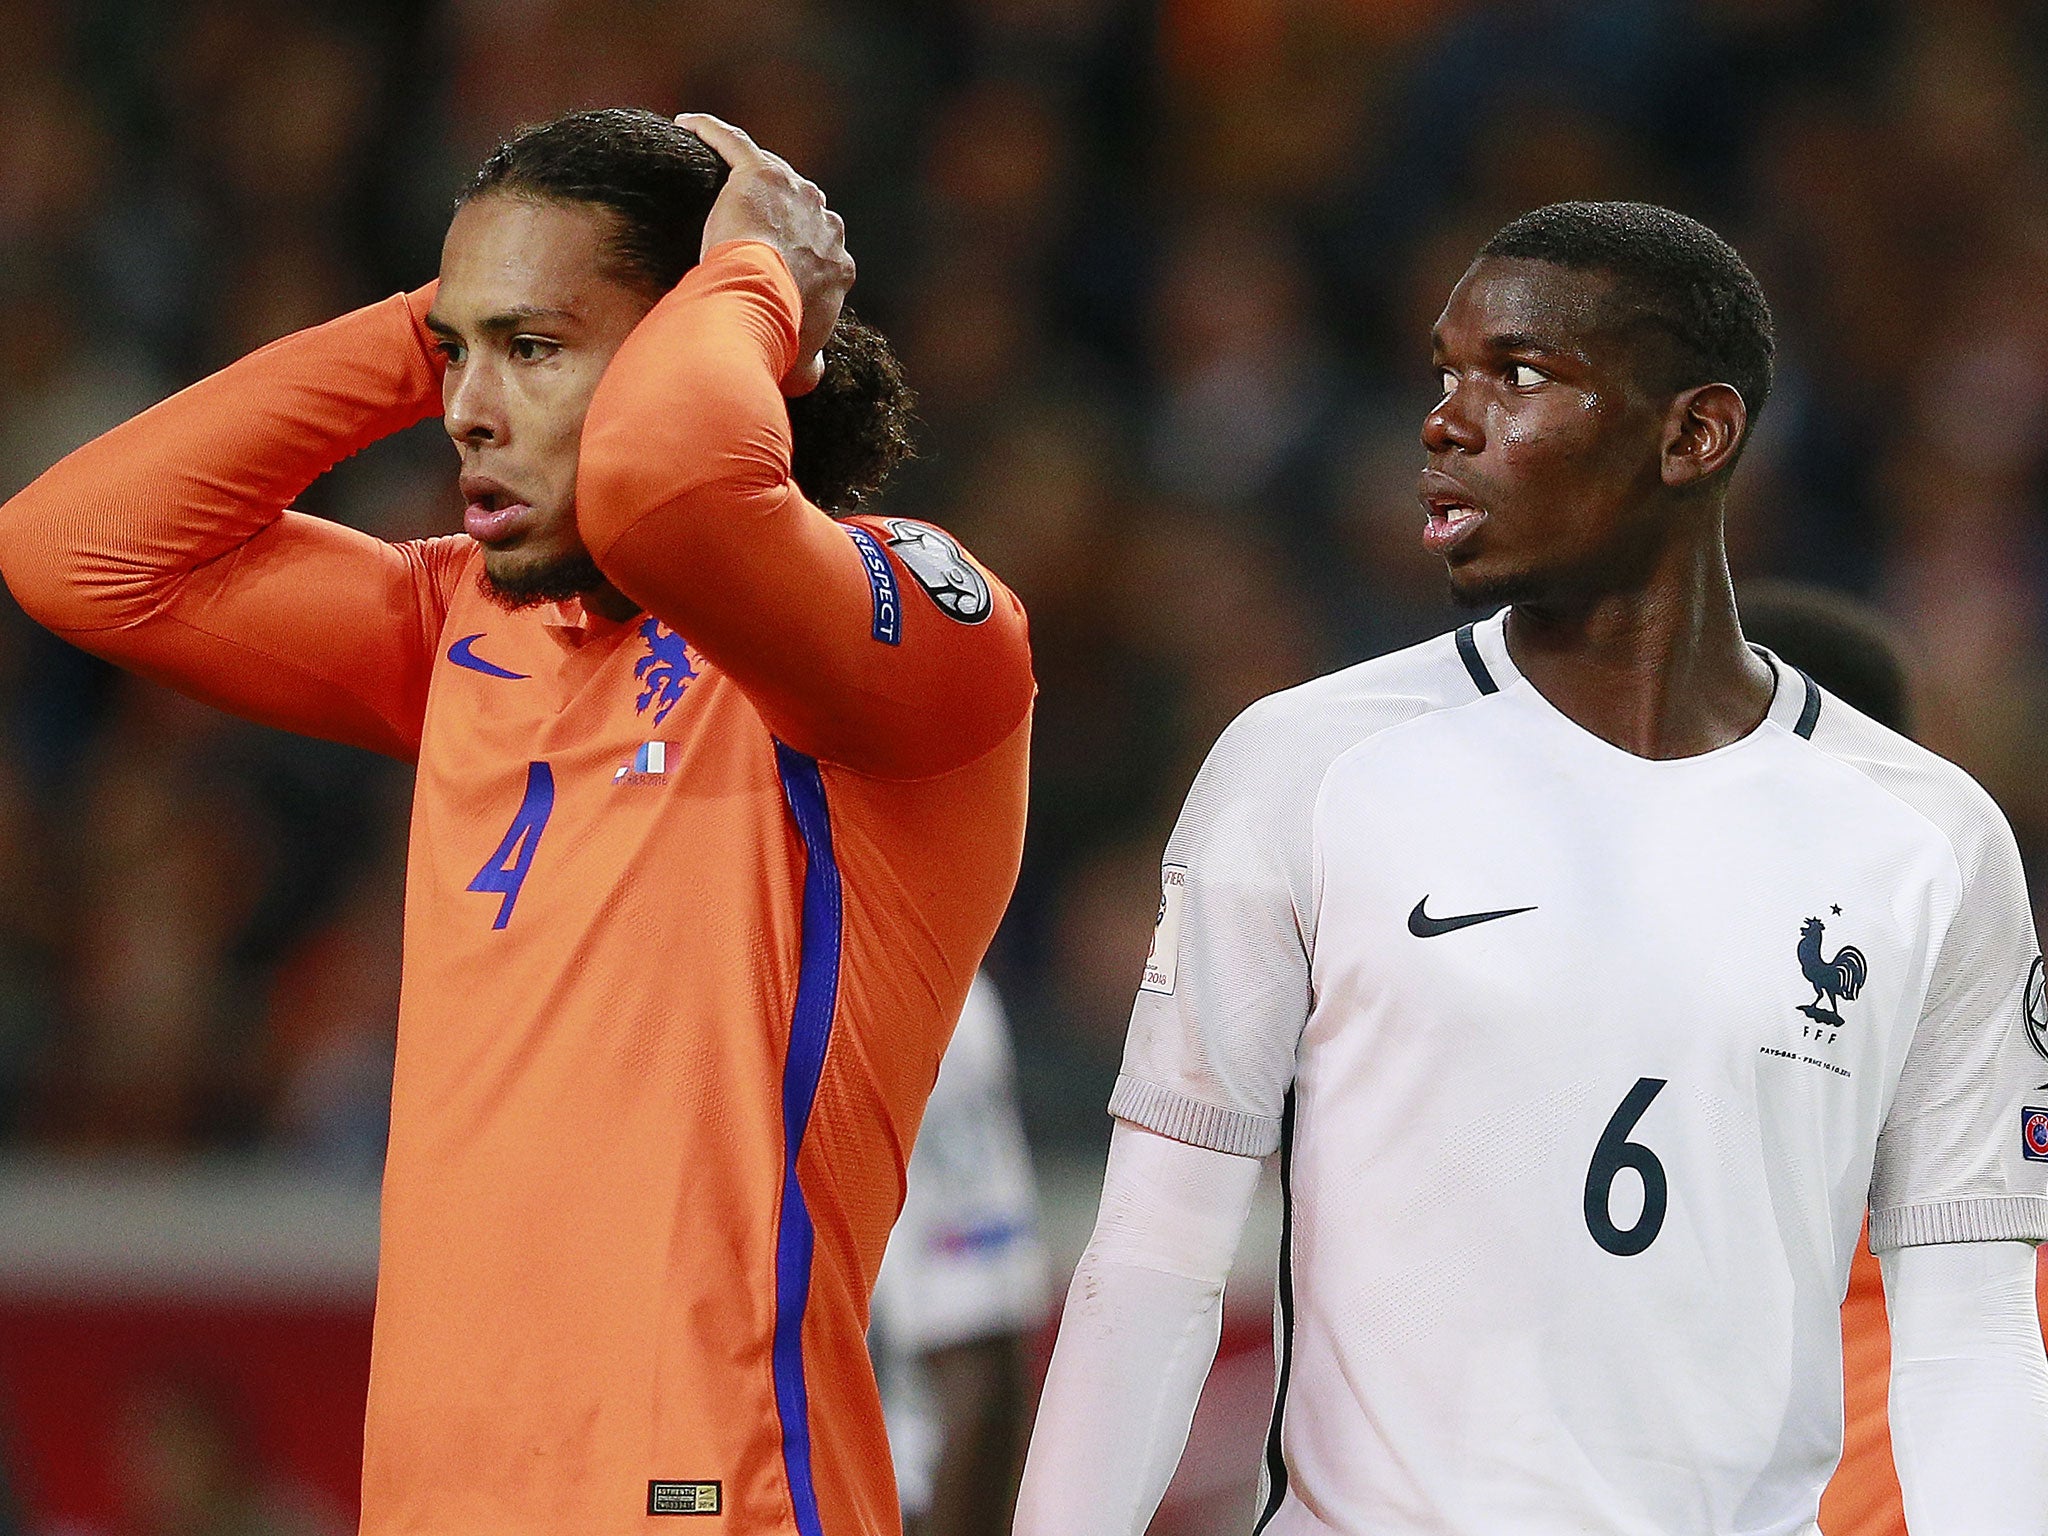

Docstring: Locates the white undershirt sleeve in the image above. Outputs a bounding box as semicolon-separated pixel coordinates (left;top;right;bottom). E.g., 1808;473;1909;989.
1882;1240;2048;1535
1013;1121;1263;1536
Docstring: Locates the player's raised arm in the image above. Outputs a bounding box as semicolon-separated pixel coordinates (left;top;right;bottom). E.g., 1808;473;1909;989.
573;115;1031;780
0;291;465;761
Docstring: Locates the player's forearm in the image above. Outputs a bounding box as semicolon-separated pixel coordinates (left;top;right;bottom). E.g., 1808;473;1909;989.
573;241;1031;778
574;238;803;599
1014;1123;1261;1536
1882;1241;2048;1534
1014;1252;1224;1534
0;289;442;635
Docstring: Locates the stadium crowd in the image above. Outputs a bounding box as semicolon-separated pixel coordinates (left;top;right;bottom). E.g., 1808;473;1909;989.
0;0;2043;1170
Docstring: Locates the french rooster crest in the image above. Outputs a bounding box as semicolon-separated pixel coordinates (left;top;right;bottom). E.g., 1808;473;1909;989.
1796;916;1868;1028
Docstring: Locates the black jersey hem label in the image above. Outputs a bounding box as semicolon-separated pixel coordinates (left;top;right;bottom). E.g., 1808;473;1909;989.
648;1481;722;1515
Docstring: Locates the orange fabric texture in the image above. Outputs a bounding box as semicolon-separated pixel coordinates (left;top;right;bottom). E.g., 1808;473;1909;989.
0;242;1033;1534
1821;1227;2048;1535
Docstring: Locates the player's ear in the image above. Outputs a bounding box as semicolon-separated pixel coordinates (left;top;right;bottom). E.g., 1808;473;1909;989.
1661;382;1746;489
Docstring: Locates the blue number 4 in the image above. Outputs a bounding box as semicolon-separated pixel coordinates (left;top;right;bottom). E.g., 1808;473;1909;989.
468;761;555;929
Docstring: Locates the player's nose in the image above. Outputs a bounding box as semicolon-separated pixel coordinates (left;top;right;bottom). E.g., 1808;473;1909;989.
1422;378;1483;455
443;362;506;446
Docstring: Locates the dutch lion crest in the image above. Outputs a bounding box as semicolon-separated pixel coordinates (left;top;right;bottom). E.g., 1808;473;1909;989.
634;619;698;724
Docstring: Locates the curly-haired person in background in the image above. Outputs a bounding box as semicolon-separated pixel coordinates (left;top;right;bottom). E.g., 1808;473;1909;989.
0;109;1034;1536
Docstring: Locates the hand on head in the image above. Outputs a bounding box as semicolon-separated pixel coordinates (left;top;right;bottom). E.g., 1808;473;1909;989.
676;112;852;396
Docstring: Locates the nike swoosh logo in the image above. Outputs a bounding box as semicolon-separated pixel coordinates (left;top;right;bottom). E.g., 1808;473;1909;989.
447;634;529;680
1408;897;1537;938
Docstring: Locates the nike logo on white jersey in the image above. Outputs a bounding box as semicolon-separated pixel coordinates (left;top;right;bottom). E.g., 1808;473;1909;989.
1407;897;1537;937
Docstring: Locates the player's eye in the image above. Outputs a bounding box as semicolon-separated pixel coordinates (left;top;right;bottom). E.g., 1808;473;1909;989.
1506;363;1546;388
1436;367;1457;398
511;336;559;363
435;339;465;365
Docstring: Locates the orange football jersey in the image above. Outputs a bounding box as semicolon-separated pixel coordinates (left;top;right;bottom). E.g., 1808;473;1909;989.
0;242;1033;1534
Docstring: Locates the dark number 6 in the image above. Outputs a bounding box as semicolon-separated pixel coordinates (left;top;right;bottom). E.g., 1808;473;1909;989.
1584;1076;1668;1256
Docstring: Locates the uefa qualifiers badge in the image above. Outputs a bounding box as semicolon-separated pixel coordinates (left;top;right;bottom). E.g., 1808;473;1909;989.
2023;1106;2048;1163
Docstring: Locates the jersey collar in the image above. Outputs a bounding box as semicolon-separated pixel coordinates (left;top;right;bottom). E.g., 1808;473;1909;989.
1463;608;1824;752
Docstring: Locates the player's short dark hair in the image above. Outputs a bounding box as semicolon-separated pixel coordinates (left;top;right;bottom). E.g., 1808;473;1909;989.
463;107;915;514
1739;579;1913;735
1482;201;1776;448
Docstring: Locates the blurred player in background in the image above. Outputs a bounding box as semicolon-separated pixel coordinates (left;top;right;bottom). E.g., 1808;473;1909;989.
869;972;1046;1536
1739;580;2048;1536
1017;202;2048;1535
0;108;1034;1535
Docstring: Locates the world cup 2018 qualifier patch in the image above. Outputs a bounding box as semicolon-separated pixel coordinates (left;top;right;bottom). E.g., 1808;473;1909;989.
648;1481;722;1515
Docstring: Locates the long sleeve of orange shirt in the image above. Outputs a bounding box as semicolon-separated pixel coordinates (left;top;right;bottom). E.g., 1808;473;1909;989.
0;287;463;760
577;240;1031;780
0;240;1029;783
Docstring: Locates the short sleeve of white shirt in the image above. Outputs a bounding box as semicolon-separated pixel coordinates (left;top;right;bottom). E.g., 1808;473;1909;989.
1110;664;1450;1157
1813;704;2048;1249
1865;775;2048;1247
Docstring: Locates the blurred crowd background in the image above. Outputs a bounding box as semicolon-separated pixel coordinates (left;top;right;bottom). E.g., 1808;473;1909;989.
2;0;2048;1525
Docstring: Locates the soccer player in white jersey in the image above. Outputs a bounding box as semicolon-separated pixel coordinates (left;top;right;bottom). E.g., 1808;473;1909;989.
1014;202;2048;1536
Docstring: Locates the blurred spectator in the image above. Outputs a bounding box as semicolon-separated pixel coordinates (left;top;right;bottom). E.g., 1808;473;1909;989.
1146;215;1342;520
258;782;408;1176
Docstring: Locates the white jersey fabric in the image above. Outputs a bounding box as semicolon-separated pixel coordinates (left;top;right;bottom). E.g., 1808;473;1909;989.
870;972;1048;1516
1112;610;2048;1536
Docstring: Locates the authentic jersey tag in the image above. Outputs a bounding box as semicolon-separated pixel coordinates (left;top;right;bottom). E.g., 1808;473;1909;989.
2023;1107;2048;1163
647;1481;721;1515
1141;865;1187;996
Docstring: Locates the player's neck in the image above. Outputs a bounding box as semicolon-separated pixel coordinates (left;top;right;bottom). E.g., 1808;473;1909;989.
587;580;641;623
1503;540;1773;761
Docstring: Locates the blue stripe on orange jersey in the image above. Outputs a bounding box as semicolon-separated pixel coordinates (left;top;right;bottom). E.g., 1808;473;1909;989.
770;742;842;1536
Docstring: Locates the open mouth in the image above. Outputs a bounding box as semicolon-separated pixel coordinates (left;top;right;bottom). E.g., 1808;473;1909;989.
462;484;536;545
1421;493;1485;556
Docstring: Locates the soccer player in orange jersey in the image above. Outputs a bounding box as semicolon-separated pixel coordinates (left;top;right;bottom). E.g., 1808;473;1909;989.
0;108;1033;1535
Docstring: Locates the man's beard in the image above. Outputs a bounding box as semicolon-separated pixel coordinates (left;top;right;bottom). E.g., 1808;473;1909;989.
477;550;608;610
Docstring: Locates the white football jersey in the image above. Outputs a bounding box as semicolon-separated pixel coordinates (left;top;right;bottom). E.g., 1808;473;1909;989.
1113;611;2048;1536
